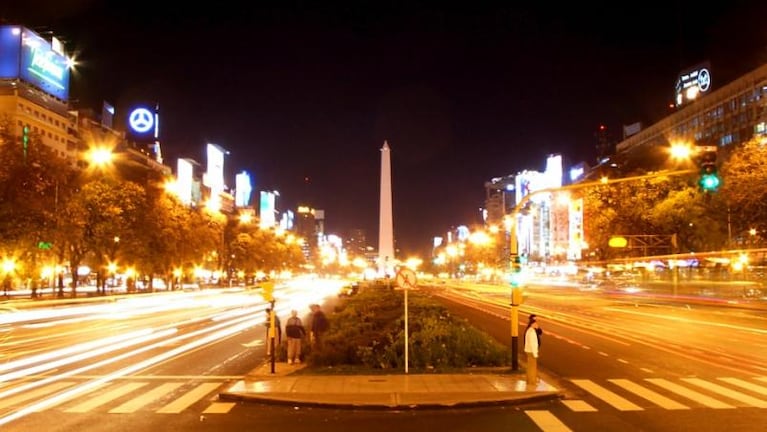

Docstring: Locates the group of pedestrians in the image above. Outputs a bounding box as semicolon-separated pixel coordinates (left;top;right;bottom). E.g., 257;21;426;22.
263;303;329;364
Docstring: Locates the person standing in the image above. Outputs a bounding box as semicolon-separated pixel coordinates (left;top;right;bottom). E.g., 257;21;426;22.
285;309;306;364
309;304;329;348
526;314;543;347
524;317;541;385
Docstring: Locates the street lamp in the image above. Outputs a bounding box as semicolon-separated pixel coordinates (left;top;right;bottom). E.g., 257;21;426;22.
669;142;693;161
85;146;114;171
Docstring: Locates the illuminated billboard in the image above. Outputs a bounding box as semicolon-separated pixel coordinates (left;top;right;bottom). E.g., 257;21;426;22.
235;170;253;207
203;143;226;199
20;28;71;100
0;26;71;100
515;154;563;204
279;210;294;230
0;26;22;79
177;158;194;206
675;62;712;106
259;191;276;229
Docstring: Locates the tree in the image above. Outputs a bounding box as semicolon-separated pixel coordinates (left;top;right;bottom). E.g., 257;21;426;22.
647;188;727;252
719;138;767;243
0;116;78;297
80;177;146;294
581;174;710;258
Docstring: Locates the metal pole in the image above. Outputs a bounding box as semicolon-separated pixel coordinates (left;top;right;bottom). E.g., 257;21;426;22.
511;291;519;370
509;221;520;371
270;300;276;374
404;286;409;374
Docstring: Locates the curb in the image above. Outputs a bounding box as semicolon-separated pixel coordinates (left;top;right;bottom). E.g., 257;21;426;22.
218;389;564;410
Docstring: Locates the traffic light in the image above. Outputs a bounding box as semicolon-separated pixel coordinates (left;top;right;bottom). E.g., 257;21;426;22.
261;281;274;302
697;148;720;192
22;125;29;146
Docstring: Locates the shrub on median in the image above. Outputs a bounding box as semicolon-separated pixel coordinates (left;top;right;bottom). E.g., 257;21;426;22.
306;283;507;371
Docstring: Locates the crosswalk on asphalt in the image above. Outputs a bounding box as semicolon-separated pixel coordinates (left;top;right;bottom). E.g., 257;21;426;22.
1;375;765;420
566;376;767;411
0;379;231;415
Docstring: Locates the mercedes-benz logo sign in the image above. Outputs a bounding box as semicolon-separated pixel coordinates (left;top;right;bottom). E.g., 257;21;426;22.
129;107;154;134
697;68;711;92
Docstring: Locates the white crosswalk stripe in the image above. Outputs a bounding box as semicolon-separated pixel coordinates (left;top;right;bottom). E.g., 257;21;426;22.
645;378;735;409
717;377;767;396
65;382;149;413
109;382;184;413
561;400;597;412
570;379;643;411
0;380;229;415
156;382;221;414
608;379;689;410
525;410;573;432
566;376;767;412
681;378;767;408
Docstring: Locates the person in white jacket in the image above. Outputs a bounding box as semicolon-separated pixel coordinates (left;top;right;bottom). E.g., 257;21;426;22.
524;319;540;385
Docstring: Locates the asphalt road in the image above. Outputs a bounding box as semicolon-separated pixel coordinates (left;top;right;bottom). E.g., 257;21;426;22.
2;278;766;432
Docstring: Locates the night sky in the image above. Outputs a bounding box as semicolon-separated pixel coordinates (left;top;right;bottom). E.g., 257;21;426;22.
3;1;767;256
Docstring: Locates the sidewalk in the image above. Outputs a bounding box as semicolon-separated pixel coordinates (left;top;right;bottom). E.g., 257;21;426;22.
219;361;563;409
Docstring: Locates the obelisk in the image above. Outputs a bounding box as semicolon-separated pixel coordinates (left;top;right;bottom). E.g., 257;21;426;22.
378;141;395;277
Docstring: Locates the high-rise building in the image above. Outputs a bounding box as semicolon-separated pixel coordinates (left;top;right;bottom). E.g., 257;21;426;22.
615;62;767;168
345;228;367;257
0;26;79;162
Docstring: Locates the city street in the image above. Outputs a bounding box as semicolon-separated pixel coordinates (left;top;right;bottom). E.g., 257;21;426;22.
1;278;766;431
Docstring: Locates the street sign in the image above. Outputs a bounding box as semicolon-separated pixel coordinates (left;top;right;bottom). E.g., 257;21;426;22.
395;268;417;289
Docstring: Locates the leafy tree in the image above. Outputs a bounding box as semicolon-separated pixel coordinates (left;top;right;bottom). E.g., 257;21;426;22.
581;174;714;258
0;117;78;297
719;138;767;244
229;227;305;275
647;188;727;252
81;177;146;294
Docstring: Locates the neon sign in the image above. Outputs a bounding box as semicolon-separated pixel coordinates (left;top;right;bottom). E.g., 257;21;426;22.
128;107;155;134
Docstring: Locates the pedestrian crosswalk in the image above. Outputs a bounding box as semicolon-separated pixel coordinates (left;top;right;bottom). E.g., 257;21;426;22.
523;376;767;432
565;376;767;412
2;375;766;421
0;379;232;415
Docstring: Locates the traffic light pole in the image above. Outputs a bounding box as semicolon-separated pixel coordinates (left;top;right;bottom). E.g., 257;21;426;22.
510;241;520;370
510;292;521;370
269;299;276;374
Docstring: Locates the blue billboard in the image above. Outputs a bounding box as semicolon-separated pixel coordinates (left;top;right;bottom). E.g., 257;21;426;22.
19;28;70;100
20;29;69;100
0;26;22;79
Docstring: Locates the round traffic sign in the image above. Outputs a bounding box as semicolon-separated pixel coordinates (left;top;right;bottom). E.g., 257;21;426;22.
395;268;417;289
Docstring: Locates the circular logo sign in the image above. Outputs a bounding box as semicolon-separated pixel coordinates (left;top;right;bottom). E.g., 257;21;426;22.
128;107;154;134
697;68;711;92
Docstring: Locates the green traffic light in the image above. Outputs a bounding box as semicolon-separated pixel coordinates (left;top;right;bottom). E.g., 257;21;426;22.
700;173;720;191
